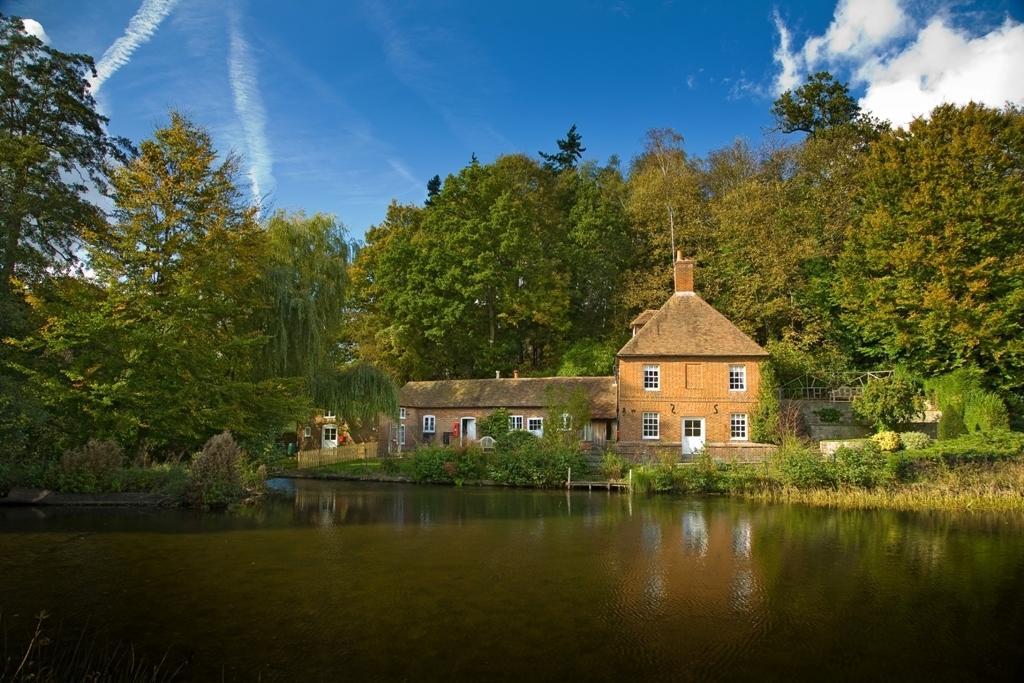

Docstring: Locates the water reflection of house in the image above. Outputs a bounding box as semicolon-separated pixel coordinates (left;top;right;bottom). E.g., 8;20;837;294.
615;505;764;622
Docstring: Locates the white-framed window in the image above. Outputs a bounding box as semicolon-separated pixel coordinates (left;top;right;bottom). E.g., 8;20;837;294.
323;425;337;442
560;413;572;431
324;409;335;418
582;421;594;441
399;407;406;420
527;417;544;437
729;364;747;391
422;415;436;434
303;426;311;438
398;425;406;445
730;413;748;440
642;412;660;439
643;364;660;391
509;415;524;431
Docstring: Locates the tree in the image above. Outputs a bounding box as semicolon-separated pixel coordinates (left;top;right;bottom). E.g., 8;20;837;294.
258;211;350;379
852;371;922;431
425;174;441;205
0;14;131;328
539;123;586;173
621;129;704;313
351;155;574;379
837;103;1024;393
15;114;296;455
772;71;861;136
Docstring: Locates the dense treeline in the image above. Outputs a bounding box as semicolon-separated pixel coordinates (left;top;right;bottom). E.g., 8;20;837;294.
2;13;1022;469
349;75;1024;423
0;16;394;464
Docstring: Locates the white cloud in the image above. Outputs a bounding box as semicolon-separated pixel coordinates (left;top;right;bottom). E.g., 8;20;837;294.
803;0;908;65
772;1;1024;127
21;18;50;44
858;18;1024;127
772;10;801;94
228;9;273;209
89;0;180;95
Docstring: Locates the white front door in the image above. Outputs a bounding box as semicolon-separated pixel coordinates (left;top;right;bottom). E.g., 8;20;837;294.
461;417;477;442
322;425;338;448
681;418;705;455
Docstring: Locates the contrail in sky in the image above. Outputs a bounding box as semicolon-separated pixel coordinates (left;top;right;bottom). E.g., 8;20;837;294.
228;9;273;209
89;0;180;94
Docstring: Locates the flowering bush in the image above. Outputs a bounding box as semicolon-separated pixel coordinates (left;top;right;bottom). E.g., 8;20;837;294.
871;431;902;452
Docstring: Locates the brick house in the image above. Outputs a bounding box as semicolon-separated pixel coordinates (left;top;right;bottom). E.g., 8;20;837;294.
614;253;769;460
396;254;771;460
397;376;617;450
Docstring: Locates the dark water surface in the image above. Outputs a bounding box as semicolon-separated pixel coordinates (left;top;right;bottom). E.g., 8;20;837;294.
3;479;1024;681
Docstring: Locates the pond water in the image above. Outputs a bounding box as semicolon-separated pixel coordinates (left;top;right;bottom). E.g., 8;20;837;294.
2;479;1024;681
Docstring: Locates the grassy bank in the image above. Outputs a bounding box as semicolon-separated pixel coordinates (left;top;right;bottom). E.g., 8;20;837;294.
630;431;1024;512
1;433;275;508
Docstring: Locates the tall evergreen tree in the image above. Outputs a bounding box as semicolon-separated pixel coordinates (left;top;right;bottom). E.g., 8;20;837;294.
540;124;586;172
771;71;861;136
0;14;131;330
425;174;442;205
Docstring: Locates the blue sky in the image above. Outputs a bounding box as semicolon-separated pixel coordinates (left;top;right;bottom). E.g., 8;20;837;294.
5;0;1023;240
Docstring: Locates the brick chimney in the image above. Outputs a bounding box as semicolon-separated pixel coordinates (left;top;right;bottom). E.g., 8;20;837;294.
674;250;694;294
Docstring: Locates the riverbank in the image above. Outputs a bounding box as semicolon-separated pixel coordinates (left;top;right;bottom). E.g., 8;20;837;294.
0;488;177;507
279;430;1024;513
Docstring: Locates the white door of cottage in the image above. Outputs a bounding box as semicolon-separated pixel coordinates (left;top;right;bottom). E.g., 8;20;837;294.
460;417;477;443
681;418;705;456
322;424;338;448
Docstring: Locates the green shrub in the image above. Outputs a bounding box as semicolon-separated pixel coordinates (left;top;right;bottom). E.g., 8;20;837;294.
899;431;932;451
408;445;491;483
925;368;1009;439
631;464;677;494
937;403;965;440
0;460;11;496
814;407;842;423
112;464;189;496
914;430;1024;465
834;445;887;488
57;439;124;493
773;439;835;489
478;408;511;440
600;450;628;479
487;435;584;487
187;432;246;508
409;445;453;483
963;389;1010;433
852;371;922;430
870;431;902;452
752;363;781;444
884;450;915;482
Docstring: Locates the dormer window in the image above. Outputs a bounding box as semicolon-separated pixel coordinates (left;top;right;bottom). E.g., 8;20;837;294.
643;365;660;391
324;409;335;418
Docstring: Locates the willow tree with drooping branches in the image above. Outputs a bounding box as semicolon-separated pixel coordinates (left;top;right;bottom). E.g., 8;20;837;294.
257;210;397;427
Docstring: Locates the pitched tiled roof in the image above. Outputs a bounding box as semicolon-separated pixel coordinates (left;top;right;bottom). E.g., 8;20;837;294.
630;309;659;327
399;376;617;418
617;293;768;358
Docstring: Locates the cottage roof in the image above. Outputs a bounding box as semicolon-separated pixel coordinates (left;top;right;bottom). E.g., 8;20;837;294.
629;309;658;327
399;376;617;419
617;293;768;358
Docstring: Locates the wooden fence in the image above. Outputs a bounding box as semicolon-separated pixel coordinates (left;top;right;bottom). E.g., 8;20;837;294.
296;441;378;469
